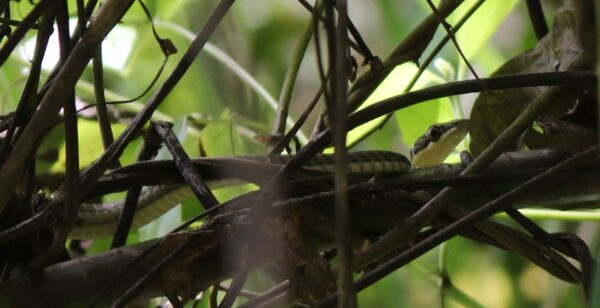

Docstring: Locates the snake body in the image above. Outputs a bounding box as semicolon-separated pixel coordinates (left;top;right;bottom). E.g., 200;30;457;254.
71;151;412;239
71;119;470;239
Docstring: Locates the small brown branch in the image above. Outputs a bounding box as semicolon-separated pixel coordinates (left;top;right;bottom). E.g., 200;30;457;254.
331;0;354;306
92;49;119;163
55;0;79;231
110;128;163;248
153;122;219;210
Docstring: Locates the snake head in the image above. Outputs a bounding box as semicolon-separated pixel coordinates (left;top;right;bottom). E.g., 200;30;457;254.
410;119;470;169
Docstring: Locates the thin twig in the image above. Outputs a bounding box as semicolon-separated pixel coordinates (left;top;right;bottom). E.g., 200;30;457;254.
269;83;325;157
56;0;80;230
236;281;294;308
426;0;481;81
92;48;119;164
296;0;365;57
154;122;219;210
110;128;163;248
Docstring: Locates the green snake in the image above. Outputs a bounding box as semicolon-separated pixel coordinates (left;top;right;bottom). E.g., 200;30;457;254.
70;120;469;239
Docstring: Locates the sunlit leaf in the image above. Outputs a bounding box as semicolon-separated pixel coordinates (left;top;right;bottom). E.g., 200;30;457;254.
47;119;141;172
201;110;243;157
0;59;27;113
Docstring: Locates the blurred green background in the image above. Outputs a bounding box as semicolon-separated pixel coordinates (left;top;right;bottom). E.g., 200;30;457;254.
0;0;594;307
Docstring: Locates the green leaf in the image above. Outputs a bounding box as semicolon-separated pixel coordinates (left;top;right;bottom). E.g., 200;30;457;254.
45;119;141;173
200;110;243;157
200;110;257;178
0;59;27;113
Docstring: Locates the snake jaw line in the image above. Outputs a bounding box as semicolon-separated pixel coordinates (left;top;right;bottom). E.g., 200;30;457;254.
410;119;470;169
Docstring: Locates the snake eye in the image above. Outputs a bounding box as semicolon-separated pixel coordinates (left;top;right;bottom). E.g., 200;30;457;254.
427;126;441;141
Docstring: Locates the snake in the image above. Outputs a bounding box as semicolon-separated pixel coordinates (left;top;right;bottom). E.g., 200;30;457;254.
69;119;469;239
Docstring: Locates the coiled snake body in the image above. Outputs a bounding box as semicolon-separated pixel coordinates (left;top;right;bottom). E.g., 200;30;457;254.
70;120;469;239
